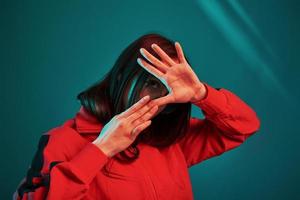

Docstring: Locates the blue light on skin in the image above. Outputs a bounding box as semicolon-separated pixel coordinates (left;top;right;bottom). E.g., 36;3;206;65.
135;54;180;117
137;49;177;95
137;54;179;117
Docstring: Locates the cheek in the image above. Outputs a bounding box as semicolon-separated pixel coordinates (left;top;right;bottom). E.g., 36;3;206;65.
139;89;149;98
139;88;156;101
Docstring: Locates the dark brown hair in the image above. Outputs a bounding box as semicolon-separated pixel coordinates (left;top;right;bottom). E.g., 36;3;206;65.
76;32;192;165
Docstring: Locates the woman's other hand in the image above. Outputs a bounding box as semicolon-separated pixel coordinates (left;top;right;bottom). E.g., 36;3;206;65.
92;95;158;157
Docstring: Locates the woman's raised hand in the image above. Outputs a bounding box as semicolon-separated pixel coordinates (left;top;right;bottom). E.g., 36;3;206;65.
137;42;207;107
92;95;158;157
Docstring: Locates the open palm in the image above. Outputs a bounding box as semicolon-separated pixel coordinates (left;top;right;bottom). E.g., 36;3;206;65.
137;41;206;108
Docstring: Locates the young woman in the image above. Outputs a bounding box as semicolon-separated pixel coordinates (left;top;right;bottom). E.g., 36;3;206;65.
14;33;261;199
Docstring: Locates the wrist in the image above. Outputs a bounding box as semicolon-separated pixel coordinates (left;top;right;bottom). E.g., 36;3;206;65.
92;140;116;158
191;83;207;103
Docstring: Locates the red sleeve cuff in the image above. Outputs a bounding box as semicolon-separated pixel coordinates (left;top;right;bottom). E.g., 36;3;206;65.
69;142;109;184
192;82;229;115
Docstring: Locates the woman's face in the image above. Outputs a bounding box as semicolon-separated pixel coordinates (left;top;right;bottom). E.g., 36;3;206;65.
123;57;179;117
123;75;168;118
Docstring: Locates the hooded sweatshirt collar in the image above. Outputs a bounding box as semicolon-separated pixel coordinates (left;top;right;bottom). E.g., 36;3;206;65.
72;106;104;134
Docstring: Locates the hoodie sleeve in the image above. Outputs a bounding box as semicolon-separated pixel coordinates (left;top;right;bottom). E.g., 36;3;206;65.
13;132;109;200
177;82;261;168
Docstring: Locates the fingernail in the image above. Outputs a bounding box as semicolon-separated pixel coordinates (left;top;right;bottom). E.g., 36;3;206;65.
140;48;144;54
142;95;149;101
137;58;142;65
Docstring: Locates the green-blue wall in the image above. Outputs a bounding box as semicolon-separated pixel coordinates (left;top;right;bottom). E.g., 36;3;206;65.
1;0;299;199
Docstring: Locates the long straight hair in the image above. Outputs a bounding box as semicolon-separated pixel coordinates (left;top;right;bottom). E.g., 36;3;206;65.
77;33;192;164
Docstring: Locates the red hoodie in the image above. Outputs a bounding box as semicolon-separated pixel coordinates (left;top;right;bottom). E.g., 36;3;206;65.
13;82;260;200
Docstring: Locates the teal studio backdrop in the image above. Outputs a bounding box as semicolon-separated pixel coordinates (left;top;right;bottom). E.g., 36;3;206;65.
1;0;299;199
